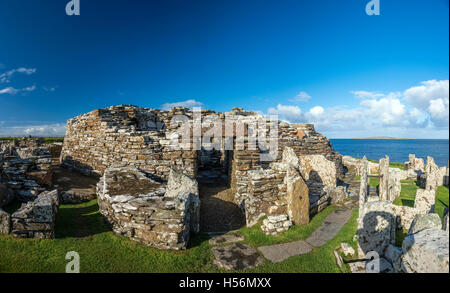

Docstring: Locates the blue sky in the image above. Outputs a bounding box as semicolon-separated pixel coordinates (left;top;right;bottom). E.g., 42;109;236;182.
0;0;448;138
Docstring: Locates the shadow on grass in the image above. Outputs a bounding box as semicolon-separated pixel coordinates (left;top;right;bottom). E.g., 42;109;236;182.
401;199;415;207
55;200;110;238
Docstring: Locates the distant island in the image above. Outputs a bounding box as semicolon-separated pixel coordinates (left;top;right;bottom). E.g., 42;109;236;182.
353;136;415;140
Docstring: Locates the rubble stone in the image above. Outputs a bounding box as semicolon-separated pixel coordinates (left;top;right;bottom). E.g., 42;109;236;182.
408;213;442;235
261;214;292;235
340;242;355;256
384;244;402;273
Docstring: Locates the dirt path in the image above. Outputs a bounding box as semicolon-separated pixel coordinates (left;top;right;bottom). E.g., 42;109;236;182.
198;178;246;233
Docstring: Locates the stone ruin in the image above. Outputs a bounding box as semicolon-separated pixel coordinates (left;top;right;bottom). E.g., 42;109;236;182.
0;137;94;238
353;154;449;273
97;167;200;250
0;138;61;238
56;105;346;248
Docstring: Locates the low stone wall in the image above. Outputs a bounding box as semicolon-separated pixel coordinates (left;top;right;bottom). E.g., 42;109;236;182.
97;167;200;250
0;138;54;202
11;190;59;239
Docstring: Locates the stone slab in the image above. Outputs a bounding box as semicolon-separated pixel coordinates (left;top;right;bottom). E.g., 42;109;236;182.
306;209;353;247
211;243;264;270
258;240;313;263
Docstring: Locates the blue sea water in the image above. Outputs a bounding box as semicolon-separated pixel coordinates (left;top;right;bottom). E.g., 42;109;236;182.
330;139;449;167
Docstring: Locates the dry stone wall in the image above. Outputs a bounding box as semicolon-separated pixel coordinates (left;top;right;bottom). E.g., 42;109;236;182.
11;189;59;239
62;105;343;234
97;166;200;250
0;138;53;202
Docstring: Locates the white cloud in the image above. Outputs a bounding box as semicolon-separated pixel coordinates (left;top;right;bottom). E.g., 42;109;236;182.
360;97;408;127
351;91;385;99
267;80;449;138
22;84;36;92
0;84;36;95
0;87;19;95
0;67;36;83
404;80;449;127
308;106;324;117
161;99;204;110
0;123;66;137
289;91;311;103
267;104;303;122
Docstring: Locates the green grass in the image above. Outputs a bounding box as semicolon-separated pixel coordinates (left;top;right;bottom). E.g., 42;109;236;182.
247;209;359;273
239;206;336;247
355;157;405;170
0;137;64;143
353;175;379;188
0;199;359;273
393;180;449;220
389;162;405;170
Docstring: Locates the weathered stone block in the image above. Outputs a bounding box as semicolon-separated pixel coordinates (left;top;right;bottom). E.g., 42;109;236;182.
401;228;449;273
414;189;435;214
357;201;396;258
408;213;442;235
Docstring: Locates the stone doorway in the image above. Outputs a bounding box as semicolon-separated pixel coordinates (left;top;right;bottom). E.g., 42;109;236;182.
197;149;245;233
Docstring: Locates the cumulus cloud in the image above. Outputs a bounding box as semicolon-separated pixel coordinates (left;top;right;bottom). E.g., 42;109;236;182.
161;99;204;110
289;91;311;103
360;97;408;127
0;123;66;137
0;67;36;83
308;106;324;117
267;104;303;122
404;80;449;127
266;80;449;138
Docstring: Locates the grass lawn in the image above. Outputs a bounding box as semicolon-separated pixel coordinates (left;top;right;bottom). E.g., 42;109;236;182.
357;157;405;170
393;180;449;220
0;200;358;273
391;180;449;245
0;137;64;143
353;175;379;188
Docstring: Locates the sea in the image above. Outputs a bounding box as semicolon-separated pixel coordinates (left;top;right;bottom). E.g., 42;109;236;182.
330;139;449;167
